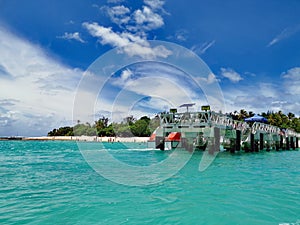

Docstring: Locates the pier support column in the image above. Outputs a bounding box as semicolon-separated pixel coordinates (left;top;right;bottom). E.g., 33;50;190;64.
214;127;220;153
259;133;264;151
266;141;271;152
229;138;235;153
208;127;220;155
155;136;165;151
275;141;280;151
235;130;241;152
286;137;290;150
291;137;295;150
255;140;259;152
296;137;299;149
275;135;280;151
250;133;255;152
280;136;284;150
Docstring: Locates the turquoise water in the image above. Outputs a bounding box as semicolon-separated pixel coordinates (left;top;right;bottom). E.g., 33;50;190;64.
1;141;300;225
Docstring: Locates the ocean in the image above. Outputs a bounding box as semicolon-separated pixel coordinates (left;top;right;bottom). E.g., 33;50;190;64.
1;140;300;225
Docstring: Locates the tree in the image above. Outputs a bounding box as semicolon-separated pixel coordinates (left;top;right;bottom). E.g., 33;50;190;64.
288;112;295;120
48;126;73;136
237;109;248;121
124;115;135;126
95;117;109;136
149;115;160;133
130;119;151;137
113;123;133;137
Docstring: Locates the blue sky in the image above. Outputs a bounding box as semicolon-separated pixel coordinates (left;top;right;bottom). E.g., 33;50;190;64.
0;0;300;136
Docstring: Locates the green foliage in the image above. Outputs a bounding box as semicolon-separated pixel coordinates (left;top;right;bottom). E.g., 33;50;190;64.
48;126;73;136
73;123;97;136
130;119;151;137
112;122;132;137
48;116;156;137
95;117;109;136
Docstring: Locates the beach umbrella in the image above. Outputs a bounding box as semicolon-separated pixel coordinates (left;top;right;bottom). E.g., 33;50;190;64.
244;114;268;123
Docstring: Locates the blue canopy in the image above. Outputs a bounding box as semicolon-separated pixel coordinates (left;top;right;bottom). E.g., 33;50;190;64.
244;114;268;123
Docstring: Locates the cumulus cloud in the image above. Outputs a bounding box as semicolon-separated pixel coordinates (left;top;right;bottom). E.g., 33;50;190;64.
103;5;131;27
282;67;300;95
196;73;218;85
83;22;171;59
144;0;165;10
220;67;243;83
0;27;83;136
57;32;85;43
133;6;164;31
222;67;300;116
83;0;169;59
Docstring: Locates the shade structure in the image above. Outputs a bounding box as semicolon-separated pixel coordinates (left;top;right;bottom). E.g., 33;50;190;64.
244;114;268;123
179;103;195;112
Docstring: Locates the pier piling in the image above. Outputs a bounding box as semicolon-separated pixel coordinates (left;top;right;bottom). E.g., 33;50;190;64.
296;137;299;149
214;127;220;153
236;130;241;152
275;140;280;151
259;133;264;151
280;136;284;150
255;140;259;152
250;133;255;152
286;137;290;150
291;137;295;150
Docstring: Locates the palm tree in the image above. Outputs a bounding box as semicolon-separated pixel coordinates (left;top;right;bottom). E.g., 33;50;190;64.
238;109;248;121
288;112;295;120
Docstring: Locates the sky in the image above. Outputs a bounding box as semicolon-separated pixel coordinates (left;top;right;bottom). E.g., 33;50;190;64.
0;0;300;136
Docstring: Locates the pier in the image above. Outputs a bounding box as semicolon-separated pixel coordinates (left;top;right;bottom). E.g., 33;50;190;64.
148;108;300;153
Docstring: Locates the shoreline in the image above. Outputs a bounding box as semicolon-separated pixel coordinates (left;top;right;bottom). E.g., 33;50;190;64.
16;136;150;143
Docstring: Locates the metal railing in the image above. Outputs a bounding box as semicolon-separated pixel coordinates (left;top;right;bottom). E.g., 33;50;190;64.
159;111;300;138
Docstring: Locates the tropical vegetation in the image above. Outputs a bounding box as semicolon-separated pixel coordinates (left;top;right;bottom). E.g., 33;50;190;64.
48;115;160;137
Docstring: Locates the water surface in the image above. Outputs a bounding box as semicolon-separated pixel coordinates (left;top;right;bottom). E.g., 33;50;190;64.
0;141;299;225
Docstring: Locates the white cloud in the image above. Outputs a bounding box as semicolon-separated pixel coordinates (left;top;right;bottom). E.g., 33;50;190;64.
103;5;131;27
83;23;129;47
120;69;133;80
267;25;300;47
133;6;164;31
83;22;171;59
144;0;165;10
107;62;209;112
191;40;216;55
57;32;85;43
114;69;133;86
107;0;125;3
221;67;300;116
174;29;188;41
0;27;83;136
196;73;218;85
282;67;300;95
220;67;243;83
84;0;168;59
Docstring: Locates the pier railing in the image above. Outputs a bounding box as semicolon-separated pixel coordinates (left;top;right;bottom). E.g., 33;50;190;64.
160;111;250;131
159;111;300;138
251;122;280;135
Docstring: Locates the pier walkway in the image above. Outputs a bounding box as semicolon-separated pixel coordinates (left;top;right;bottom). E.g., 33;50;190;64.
149;111;300;152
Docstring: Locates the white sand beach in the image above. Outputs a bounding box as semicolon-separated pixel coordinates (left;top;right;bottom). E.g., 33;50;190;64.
23;136;149;143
